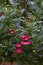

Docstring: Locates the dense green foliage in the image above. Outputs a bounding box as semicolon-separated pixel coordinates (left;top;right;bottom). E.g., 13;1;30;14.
0;0;43;65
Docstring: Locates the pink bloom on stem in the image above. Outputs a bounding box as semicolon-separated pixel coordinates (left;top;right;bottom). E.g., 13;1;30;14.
21;41;31;45
15;43;21;48
20;35;30;41
15;48;23;54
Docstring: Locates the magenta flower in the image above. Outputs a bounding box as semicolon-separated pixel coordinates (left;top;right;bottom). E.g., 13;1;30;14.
15;48;23;54
20;35;30;41
15;43;21;48
21;41;31;45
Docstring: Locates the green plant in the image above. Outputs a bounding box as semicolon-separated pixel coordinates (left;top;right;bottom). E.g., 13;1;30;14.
0;0;43;65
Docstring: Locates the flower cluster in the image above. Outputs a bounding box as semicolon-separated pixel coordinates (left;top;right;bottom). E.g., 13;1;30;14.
15;35;31;54
6;28;31;54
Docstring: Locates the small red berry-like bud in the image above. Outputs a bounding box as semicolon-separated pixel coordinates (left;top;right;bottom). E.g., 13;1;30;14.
0;13;2;17
9;29;15;34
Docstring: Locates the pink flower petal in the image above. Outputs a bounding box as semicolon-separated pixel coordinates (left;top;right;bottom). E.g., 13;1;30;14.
20;35;30;41
21;41;31;45
15;48;23;54
15;43;21;48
